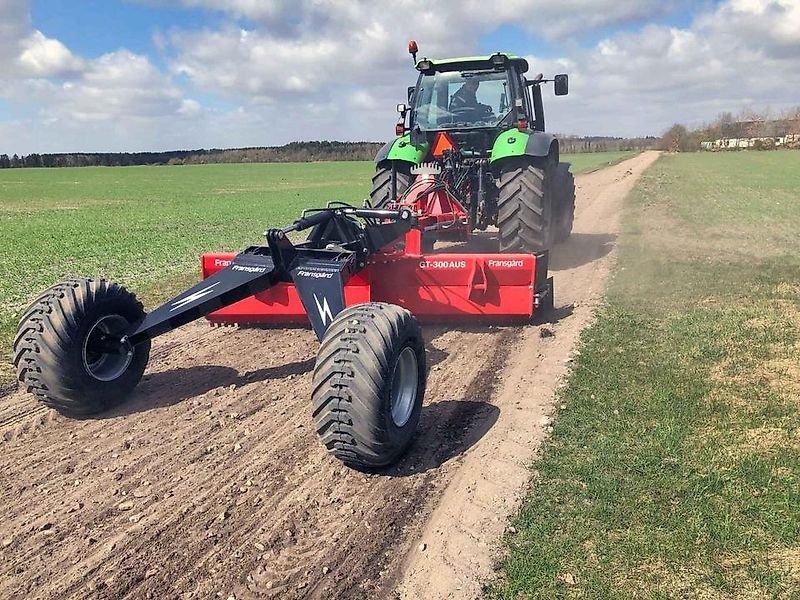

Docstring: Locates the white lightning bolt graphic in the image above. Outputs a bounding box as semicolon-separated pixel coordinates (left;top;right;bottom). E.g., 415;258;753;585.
313;293;333;326
169;282;221;312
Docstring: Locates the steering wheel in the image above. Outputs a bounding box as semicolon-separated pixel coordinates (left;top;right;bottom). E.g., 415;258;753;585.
449;105;493;123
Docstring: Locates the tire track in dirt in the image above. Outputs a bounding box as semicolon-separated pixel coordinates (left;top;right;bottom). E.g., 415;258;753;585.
0;152;659;600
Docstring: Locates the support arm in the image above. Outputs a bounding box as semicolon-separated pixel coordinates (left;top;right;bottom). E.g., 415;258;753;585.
119;206;415;348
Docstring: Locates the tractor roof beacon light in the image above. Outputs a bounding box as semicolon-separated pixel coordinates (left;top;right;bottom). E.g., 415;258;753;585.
408;40;418;64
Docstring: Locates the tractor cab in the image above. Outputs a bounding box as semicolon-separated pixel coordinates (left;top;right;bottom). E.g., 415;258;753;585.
406;55;530;156
402;53;566;155
411;63;520;137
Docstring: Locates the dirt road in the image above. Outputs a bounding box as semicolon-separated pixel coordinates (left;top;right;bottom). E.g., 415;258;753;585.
0;151;659;600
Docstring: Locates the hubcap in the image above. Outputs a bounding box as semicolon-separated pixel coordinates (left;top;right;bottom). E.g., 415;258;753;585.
390;346;419;427
82;315;133;382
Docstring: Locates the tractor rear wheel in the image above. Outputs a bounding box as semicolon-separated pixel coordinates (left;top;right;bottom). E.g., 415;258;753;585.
311;302;426;470
369;164;411;208
554;163;575;243
497;160;555;253
13;279;151;416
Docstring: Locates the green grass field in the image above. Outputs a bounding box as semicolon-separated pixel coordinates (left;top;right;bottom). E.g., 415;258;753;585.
0;152;630;384
491;151;800;598
563;150;636;174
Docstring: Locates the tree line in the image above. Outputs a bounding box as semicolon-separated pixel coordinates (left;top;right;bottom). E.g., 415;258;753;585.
659;107;800;152
0;141;385;169
1;135;659;169
556;135;658;154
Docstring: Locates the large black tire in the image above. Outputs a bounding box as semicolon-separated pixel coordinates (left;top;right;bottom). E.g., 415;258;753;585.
369;164;411;208
311;302;426;470
553;163;575;243
496;160;555;253
13;279;151;416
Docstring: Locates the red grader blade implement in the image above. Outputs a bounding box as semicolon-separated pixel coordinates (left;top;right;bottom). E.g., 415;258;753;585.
201;165;550;330
14;168;552;471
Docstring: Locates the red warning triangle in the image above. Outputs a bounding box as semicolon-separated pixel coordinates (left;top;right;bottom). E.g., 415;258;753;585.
431;132;458;158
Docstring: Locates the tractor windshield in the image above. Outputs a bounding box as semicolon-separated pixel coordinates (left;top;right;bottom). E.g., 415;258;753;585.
412;69;512;131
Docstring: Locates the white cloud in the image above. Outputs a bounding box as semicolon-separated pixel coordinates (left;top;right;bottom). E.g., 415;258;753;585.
165;0;685;105
170;28;344;100
165;0;295;23
160;0;682;41
17;31;85;77
51;51;189;122
154;0;695;127
539;0;800;136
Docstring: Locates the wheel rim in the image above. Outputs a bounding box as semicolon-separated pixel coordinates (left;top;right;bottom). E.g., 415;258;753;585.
82;315;133;382
390;346;419;427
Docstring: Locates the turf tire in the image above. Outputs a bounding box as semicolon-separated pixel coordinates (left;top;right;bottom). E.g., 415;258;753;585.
13;279;151;417
311;302;426;470
369;164;411;208
553;163;575;243
497;160;555;253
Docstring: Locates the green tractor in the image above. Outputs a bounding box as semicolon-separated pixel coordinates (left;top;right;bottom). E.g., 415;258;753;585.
370;41;575;252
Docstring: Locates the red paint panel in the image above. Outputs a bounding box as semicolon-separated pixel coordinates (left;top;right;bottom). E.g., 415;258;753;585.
367;253;536;320
200;251;537;325
206;283;371;326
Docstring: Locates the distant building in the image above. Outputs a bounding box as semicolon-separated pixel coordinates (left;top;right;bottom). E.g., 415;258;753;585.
701;119;800;151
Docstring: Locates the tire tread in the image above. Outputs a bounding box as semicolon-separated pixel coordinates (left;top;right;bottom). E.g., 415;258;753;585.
13;278;150;416
497;162;552;252
369;166;412;208
311;303;425;469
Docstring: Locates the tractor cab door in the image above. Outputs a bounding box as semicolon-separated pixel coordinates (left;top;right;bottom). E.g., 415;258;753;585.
410;74;449;130
505;64;541;131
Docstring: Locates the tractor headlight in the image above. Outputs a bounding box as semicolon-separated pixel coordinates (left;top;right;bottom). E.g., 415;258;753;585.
417;60;433;72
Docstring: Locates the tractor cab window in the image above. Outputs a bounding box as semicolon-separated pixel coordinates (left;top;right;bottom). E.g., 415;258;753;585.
413;70;512;131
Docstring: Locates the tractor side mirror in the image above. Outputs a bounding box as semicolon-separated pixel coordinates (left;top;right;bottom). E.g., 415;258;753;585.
407;86;415;105
554;74;569;96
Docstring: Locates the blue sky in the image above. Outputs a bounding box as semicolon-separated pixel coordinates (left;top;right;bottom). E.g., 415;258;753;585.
1;0;798;154
31;1;212;63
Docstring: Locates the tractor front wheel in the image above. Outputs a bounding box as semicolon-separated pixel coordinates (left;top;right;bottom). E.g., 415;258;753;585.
311;302;426;470
13;279;151;416
496;160;555;253
369;164;411;208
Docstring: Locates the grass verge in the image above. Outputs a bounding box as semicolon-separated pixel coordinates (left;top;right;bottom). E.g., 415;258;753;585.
566;151;638;174
490;151;800;599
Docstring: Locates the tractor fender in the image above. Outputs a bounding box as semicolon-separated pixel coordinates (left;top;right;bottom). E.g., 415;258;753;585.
374;134;429;166
490;129;558;165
